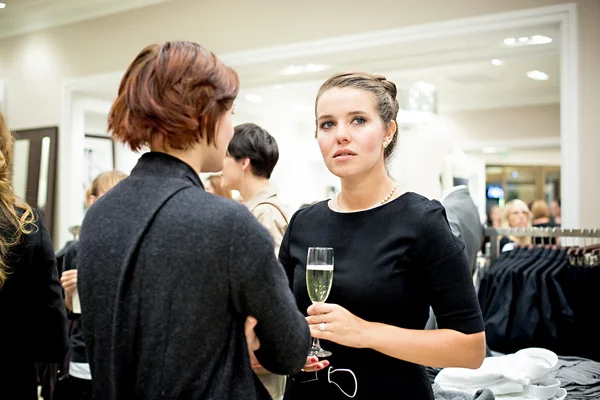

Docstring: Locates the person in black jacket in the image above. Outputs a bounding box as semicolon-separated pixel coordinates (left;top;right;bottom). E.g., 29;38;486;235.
77;41;311;400
0;111;69;400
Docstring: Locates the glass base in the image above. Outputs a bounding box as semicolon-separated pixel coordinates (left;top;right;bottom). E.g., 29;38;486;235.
308;347;332;358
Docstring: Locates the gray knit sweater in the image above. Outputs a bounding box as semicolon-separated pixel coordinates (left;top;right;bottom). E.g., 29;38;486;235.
78;152;310;399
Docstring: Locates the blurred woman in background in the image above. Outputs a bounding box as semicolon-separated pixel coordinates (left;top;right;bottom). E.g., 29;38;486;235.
500;199;532;251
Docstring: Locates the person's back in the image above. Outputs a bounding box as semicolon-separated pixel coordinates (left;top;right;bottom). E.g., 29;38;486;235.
77;41;310;399
0;111;69;400
79;153;309;399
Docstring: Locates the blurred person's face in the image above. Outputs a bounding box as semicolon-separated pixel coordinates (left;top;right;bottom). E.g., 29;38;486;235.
491;207;503;228
220;156;246;191
202;107;235;172
507;205;529;228
550;201;561;217
88;191;106;207
315;88;394;179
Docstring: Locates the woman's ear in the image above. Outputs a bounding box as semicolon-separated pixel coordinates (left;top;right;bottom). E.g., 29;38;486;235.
241;157;251;172
385;120;397;143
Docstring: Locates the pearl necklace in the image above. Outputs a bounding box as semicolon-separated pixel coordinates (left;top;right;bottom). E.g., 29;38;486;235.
335;184;398;212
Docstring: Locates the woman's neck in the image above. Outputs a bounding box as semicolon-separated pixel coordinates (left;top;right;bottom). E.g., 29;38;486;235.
239;175;270;204
337;166;396;212
150;145;203;174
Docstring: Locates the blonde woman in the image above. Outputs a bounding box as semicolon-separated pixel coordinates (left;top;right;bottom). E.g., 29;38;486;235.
0;111;69;399
500;199;532;251
59;170;127;400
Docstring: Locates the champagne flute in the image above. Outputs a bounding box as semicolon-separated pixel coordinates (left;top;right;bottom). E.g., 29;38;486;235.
306;247;334;357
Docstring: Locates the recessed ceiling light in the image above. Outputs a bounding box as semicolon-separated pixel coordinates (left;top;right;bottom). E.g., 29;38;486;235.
0;3;6;9
527;70;549;81
244;94;262;103
274;84;283;90
491;59;504;66
504;35;552;47
530;35;553;45
483;147;498;154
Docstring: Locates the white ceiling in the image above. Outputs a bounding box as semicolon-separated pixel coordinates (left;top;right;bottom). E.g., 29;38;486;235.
0;0;173;39
232;24;560;115
73;21;560;114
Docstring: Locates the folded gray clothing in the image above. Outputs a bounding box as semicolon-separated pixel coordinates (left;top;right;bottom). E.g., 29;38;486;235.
548;356;600;399
432;383;495;400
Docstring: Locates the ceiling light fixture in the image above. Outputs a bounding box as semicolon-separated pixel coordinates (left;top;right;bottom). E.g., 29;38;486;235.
530;35;553;45
280;63;329;76
527;70;549;81
0;3;6;9
491;59;504;66
504;35;552;47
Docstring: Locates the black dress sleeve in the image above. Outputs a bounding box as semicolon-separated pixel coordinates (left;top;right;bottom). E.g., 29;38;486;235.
229;208;310;375
278;209;301;290
416;201;484;334
31;213;69;362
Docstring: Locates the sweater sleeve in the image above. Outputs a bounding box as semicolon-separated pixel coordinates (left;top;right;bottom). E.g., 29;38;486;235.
229;207;311;375
416;201;484;334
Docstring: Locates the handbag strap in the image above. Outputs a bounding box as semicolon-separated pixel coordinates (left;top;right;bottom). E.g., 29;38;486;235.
255;201;289;224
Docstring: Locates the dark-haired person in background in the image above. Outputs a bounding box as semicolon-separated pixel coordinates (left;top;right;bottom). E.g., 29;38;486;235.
221;123;288;399
0;111;69;400
221;123;287;253
77;41;310;400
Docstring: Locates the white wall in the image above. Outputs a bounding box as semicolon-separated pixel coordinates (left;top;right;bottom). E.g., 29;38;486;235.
439;104;560;142
62;96;142;242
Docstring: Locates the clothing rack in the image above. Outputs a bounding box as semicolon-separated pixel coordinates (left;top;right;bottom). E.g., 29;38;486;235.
484;227;600;262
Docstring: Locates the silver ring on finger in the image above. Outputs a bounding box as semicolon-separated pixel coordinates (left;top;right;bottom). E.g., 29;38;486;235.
318;322;327;332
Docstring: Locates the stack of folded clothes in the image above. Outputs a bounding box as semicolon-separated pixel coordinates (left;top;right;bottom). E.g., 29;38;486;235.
434;348;565;398
548;356;600;399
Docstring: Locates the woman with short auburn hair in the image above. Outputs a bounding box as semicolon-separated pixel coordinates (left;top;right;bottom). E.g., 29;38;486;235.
77;41;310;400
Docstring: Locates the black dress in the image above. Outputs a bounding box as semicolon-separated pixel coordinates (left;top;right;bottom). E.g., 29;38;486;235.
280;192;484;400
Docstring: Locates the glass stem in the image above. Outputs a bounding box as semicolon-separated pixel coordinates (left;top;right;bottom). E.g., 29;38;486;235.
312;337;321;349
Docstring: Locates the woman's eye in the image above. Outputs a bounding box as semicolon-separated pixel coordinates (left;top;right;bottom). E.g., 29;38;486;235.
353;117;366;124
320;121;334;129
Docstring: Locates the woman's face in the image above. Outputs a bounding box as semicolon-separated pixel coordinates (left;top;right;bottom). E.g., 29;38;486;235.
220;156;244;191
507;204;529;228
491;207;503;228
202;106;235;172
315;87;393;179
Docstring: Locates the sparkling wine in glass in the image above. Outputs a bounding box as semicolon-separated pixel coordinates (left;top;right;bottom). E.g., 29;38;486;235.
306;247;334;358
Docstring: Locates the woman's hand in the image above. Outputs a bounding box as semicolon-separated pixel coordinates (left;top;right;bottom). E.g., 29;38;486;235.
60;269;78;296
306;303;370;349
301;356;330;372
